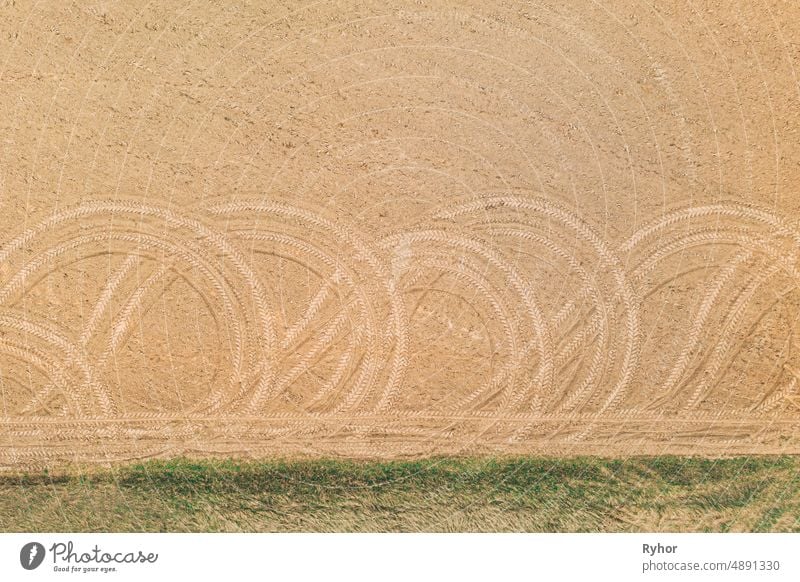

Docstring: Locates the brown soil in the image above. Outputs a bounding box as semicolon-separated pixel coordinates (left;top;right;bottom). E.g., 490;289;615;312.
0;1;799;467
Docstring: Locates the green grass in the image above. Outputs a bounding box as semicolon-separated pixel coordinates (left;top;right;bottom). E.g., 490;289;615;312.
1;456;798;532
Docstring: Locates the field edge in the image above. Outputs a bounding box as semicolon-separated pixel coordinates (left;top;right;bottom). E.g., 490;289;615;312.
1;456;798;533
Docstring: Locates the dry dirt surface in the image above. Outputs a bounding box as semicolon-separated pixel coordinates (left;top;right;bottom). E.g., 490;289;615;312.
0;1;799;468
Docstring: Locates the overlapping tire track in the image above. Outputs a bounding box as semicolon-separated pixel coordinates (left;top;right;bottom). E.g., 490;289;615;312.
0;195;799;465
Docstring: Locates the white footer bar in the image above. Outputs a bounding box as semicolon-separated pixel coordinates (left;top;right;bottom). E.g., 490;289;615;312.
1;533;797;581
